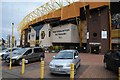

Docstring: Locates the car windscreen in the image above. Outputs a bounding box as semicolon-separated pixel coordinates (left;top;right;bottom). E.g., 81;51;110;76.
116;51;120;58
55;51;73;59
4;48;16;52
12;48;27;55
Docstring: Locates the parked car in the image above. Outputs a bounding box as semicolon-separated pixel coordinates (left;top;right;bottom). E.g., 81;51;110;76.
0;48;9;56
49;50;81;74
103;50;120;73
5;47;45;66
1;48;19;60
0;48;13;59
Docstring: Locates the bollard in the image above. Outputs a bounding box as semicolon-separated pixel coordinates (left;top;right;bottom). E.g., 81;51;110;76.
9;59;12;70
119;67;120;80
40;60;44;79
70;63;74;80
22;58;25;75
9;48;12;70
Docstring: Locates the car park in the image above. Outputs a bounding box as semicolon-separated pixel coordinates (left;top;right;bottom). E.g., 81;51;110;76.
49;50;80;74
103;50;120;73
5;47;45;66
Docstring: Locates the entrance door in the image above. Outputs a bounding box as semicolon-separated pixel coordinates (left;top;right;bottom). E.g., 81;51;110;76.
90;45;99;54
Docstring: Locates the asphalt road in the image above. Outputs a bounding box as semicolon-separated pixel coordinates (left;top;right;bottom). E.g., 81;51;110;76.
1;53;118;79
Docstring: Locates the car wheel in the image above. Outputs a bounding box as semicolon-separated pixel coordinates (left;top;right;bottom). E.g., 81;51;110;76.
18;60;22;66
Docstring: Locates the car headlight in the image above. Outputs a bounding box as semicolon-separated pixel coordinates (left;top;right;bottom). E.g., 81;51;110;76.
66;64;71;67
49;64;54;67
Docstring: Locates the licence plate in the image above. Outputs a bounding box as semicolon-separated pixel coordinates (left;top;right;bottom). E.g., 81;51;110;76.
55;68;61;71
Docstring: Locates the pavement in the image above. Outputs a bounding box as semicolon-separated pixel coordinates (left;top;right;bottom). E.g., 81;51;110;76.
1;53;118;80
0;57;2;80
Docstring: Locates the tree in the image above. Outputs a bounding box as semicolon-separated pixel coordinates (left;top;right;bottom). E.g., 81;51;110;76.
2;38;5;45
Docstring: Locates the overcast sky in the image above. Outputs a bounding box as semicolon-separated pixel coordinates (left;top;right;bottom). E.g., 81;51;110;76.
0;0;50;40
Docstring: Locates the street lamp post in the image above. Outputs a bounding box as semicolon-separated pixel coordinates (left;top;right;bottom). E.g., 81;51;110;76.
9;23;14;70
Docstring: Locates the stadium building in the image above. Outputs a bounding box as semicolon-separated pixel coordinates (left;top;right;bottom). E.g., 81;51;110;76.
18;1;120;54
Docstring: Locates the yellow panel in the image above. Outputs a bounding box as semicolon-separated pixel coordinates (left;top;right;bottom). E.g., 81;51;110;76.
111;29;120;38
61;2;80;20
37;17;42;22
53;9;61;18
88;2;109;9
47;13;53;18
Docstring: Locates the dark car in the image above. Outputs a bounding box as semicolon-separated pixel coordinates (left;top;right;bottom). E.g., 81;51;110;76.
103;50;120;73
5;47;45;66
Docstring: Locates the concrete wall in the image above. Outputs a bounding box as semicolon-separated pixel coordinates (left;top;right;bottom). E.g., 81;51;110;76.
30;28;36;47
82;21;87;43
39;24;52;47
52;24;80;43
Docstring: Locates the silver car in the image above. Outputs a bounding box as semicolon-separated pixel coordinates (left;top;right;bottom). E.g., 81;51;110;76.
49;50;81;74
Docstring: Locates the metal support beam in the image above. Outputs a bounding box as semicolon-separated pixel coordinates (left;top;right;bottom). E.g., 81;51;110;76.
79;20;82;47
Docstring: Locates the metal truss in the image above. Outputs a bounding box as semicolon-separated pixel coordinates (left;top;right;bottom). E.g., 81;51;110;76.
18;0;81;31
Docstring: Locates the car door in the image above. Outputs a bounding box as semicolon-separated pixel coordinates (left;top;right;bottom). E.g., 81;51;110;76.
32;48;40;61
110;51;119;71
23;49;32;62
104;51;111;68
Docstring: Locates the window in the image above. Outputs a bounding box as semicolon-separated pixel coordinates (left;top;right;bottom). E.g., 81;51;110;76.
24;49;32;55
36;30;39;40
34;48;43;53
41;31;45;39
93;33;97;37
55;51;73;59
29;34;30;40
49;31;51;37
111;51;118;58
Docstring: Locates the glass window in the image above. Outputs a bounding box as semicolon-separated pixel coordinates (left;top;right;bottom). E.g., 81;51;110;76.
116;51;120;58
29;34;30;40
13;48;26;55
93;33;97;37
55;51;73;59
49;31;51;37
111;51;119;58
34;48;43;53
24;49;32;55
41;31;45;39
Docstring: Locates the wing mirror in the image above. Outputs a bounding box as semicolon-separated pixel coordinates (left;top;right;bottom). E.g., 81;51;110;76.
75;56;78;59
53;56;55;59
